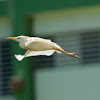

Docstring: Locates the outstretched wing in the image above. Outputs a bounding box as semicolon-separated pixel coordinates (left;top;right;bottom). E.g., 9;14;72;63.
24;50;55;57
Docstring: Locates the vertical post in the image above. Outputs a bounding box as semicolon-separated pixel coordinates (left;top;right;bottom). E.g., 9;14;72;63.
12;15;33;100
8;0;33;99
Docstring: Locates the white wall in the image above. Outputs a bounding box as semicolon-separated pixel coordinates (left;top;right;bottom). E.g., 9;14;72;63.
34;6;100;35
35;64;100;100
33;6;100;100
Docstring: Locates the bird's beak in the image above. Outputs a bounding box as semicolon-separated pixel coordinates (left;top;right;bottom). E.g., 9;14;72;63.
7;37;20;40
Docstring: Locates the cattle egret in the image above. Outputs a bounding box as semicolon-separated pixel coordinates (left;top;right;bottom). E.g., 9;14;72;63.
7;36;80;61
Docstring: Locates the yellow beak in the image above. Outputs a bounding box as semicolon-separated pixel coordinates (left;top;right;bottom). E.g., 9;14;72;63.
7;37;19;40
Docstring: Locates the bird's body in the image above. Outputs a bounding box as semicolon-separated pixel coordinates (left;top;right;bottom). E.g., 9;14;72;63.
22;37;53;50
7;36;80;61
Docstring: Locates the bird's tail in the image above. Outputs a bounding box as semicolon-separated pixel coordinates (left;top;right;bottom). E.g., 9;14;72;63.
15;54;24;61
52;46;80;59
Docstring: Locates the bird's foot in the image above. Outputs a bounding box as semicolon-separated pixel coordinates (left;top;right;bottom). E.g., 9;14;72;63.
68;53;80;59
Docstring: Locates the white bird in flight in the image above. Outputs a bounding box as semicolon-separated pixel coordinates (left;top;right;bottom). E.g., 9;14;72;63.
7;36;80;61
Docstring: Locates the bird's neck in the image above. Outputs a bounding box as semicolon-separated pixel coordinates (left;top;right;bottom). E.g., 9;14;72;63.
19;39;29;49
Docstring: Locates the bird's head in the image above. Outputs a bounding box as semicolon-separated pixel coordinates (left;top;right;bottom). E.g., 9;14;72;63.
7;35;29;42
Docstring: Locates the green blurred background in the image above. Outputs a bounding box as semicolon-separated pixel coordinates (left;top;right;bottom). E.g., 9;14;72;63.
0;0;100;100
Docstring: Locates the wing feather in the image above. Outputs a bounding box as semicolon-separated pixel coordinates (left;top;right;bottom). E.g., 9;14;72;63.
24;50;55;57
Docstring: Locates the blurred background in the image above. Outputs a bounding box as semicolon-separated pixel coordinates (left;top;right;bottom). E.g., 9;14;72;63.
0;0;100;100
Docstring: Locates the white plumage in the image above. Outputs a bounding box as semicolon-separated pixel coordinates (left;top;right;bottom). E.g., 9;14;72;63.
7;35;80;61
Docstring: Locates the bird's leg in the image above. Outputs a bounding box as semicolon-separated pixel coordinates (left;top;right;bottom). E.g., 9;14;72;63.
52;46;80;59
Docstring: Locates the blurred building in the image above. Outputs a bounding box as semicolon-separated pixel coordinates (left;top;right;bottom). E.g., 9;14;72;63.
0;0;100;100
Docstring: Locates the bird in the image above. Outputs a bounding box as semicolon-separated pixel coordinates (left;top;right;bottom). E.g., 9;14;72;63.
7;35;80;61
